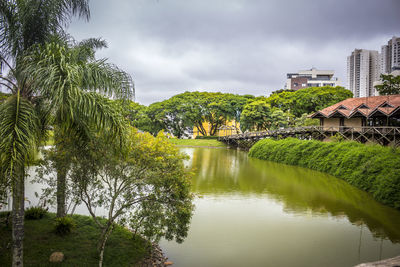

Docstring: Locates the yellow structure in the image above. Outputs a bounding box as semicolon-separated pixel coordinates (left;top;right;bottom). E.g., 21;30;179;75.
192;120;240;138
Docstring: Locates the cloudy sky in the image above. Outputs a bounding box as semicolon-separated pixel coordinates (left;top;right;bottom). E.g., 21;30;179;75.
68;0;400;105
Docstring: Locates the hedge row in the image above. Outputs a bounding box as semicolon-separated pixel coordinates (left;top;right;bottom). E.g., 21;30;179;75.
248;138;400;209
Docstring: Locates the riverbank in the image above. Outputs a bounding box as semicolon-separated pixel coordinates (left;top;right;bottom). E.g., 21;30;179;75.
249;138;400;209
168;138;227;147
0;212;160;266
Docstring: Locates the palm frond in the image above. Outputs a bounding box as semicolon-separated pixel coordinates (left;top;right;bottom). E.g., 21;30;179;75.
72;37;107;62
0;0;90;58
81;60;134;100
0;92;40;180
74;91;127;138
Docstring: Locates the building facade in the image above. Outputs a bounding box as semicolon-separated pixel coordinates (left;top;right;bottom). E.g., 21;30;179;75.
347;49;380;98
381;36;400;74
284;68;340;90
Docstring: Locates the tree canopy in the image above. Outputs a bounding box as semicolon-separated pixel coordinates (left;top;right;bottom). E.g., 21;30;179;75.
375;74;400;95
265;86;353;117
240;86;351;131
124;92;254;137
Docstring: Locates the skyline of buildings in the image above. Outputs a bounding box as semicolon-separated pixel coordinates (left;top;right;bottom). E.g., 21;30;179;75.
347;36;400;98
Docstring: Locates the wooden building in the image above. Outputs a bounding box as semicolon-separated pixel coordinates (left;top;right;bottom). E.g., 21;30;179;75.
311;95;400;130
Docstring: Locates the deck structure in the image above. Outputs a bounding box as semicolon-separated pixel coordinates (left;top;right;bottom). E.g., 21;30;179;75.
218;126;400;149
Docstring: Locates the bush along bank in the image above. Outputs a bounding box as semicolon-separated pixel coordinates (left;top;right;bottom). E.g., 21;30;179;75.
248;138;400;209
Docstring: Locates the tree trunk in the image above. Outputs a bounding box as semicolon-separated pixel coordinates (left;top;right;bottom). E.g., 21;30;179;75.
56;168;67;218
98;225;113;267
12;171;25;267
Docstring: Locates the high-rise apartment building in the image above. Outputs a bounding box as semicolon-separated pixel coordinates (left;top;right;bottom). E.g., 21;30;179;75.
347;49;380;97
381;36;400;74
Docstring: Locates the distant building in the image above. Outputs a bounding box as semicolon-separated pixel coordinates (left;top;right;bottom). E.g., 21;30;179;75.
284;68;340;90
348;36;400;98
347;49;380;98
381;36;400;74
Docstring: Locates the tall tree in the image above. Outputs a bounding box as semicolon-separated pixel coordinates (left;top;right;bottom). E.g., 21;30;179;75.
0;1;91;266
26;38;133;218
375;74;400;95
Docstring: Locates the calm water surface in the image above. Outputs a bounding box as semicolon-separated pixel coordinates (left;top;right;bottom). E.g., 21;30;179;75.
159;147;400;267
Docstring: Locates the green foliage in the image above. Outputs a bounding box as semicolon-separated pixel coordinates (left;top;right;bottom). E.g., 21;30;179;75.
375;74;400;95
240;86;351;131
265;86;353;117
249;138;400;209
122;92;254;137
52;128;194;264
54;216;76;235
24;206;47;220
293;113;319;127
240;100;273;131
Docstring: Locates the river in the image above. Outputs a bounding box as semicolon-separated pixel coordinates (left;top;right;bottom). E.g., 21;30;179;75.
159;147;400;267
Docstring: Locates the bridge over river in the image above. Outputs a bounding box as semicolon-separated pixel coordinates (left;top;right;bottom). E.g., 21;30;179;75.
218;126;400;149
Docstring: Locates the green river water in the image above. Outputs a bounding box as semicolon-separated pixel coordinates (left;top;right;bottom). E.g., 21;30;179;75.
159;147;400;267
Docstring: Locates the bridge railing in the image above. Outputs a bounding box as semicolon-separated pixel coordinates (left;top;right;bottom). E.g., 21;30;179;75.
219;126;400;140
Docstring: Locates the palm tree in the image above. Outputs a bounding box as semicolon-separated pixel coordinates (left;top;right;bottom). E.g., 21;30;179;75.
0;1;131;266
26;37;134;218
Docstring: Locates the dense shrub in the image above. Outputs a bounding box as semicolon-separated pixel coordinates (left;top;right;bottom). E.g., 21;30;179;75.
249;138;400;209
25;206;47;220
54;216;76;235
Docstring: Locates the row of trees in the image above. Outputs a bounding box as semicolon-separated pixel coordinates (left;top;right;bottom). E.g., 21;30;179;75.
240;86;353;131
123;86;352;136
122;92;254;137
0;1;193;266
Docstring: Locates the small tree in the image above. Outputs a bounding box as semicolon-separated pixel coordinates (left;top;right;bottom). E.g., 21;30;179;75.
69;129;194;267
375;74;400;95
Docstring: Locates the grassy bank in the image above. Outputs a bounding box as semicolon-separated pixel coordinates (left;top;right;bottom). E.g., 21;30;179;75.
249;138;400;209
0;213;149;266
168;138;227;147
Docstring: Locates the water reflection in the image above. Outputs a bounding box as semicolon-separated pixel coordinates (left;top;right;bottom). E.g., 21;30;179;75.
185;147;400;243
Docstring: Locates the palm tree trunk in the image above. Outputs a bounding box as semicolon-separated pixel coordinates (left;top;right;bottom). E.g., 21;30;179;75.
56;167;67;218
12;171;25;267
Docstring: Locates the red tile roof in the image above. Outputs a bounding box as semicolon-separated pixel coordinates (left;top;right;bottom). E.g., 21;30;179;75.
311;95;400;118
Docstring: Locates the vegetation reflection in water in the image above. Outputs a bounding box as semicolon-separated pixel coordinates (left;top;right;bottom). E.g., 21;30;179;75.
160;147;400;267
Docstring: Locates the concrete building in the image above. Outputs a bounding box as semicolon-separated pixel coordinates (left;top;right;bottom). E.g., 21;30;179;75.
381;36;400;74
284;67;340;90
347;49;380;98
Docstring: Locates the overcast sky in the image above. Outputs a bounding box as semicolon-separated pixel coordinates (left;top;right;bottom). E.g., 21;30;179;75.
67;0;400;105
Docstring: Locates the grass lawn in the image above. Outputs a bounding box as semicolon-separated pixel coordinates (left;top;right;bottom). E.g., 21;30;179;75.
0;213;149;266
168;138;227;147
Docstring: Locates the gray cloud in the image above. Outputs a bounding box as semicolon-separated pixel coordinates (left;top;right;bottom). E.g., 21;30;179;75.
68;0;400;105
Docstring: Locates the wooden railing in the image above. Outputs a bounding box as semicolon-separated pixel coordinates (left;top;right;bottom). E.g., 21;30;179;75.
218;126;400;147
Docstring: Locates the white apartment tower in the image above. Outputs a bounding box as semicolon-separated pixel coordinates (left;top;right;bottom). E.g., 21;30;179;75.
347;49;380;98
381;36;400;74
